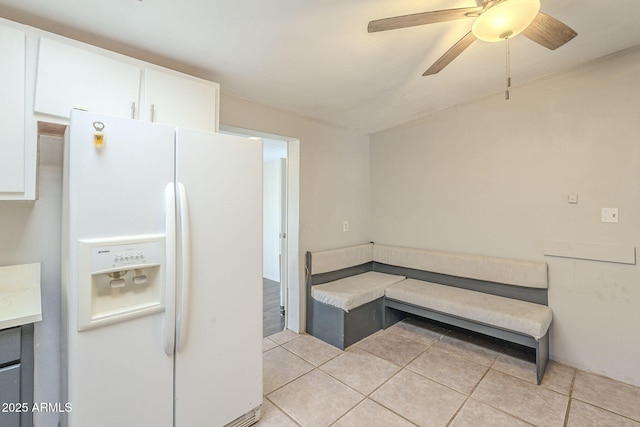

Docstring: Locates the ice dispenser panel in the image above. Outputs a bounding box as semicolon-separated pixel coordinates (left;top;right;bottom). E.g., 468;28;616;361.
77;235;165;331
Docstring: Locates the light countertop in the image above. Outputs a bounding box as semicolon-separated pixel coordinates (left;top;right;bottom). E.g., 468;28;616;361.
0;263;42;330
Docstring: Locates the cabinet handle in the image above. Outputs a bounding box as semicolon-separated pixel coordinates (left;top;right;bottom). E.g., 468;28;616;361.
131;102;136;119
150;104;155;122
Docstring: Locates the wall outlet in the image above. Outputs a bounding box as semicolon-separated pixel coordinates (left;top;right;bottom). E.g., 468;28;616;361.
601;208;619;223
343;220;349;232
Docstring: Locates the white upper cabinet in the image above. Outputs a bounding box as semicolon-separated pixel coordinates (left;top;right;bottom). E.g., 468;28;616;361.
34;37;219;131
143;68;219;132
0;25;26;195
35;38;141;119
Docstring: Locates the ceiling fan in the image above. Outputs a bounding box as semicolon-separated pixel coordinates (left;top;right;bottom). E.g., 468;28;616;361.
368;0;577;76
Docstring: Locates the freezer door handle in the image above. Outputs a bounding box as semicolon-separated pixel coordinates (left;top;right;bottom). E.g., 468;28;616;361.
163;183;177;355
176;183;191;352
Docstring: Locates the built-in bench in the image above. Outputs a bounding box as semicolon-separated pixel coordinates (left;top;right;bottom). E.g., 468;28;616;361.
305;243;552;384
305;243;405;351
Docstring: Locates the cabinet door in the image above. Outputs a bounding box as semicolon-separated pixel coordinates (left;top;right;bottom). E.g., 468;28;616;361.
0;365;21;427
0;327;21;364
0;25;26;194
143;68;218;132
35;37;141;119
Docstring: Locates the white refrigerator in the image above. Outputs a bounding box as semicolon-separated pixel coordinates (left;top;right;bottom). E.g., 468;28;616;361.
61;110;263;427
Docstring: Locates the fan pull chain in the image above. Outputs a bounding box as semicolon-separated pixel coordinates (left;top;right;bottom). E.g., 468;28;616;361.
505;35;511;100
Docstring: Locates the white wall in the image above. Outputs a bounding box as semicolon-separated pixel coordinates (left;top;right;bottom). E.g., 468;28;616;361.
0;135;63;427
370;47;640;386
220;94;372;331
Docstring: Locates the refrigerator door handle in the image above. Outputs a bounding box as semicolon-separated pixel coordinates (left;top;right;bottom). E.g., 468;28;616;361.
163;183;177;355
176;183;191;351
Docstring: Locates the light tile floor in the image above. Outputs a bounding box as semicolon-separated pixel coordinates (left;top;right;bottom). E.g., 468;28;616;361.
257;317;640;427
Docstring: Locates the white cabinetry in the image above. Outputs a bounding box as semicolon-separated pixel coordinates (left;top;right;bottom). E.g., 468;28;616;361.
34;38;219;131
2;23;220;201
0;25;26;196
35;38;141;119
143;68;219;132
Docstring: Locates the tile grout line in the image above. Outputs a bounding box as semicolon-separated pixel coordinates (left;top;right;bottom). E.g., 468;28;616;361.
443;356;496;427
561;368;577;427
263;330;440;425
325;336;421;426
300;344;368;427
480;368;572;426
262;395;303;426
568;371;640;424
355;366;421;427
568;396;640;425
266;333;369;426
460;358;537;427
262;336;313;397
350;326;463;426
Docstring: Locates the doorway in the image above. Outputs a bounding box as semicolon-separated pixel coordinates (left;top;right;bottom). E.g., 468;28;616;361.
220;126;300;336
263;140;287;336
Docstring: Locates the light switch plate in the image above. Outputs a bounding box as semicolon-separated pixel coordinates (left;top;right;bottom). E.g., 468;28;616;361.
601;208;619;223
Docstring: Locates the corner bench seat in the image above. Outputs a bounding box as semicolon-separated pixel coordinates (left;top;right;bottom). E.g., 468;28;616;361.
385;279;552;340
306;242;552;384
312;271;406;312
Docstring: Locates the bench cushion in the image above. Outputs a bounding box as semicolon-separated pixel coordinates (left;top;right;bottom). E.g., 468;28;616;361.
374;244;548;289
312;271;406;312
385;279;552;340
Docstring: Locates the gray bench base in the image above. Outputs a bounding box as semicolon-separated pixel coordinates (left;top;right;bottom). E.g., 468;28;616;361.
307;296;384;350
384;298;549;384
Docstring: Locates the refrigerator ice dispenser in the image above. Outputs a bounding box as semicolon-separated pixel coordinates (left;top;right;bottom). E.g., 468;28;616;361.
77;235;165;331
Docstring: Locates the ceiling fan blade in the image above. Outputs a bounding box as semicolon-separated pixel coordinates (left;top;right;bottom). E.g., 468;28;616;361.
368;7;482;33
423;31;477;76
522;12;577;50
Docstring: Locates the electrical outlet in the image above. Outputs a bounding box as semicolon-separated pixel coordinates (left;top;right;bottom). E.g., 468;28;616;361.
343;221;349;232
601;208;619;223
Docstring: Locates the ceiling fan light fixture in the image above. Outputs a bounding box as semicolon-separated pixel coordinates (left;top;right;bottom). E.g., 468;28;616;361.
471;0;540;42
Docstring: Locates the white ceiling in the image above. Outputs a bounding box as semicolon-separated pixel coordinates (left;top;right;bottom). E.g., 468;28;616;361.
2;0;640;133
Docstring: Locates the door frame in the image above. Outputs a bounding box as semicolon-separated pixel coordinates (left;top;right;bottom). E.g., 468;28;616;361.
220;125;301;332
